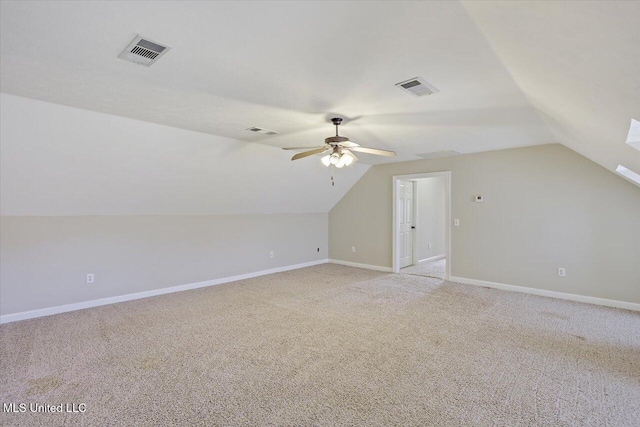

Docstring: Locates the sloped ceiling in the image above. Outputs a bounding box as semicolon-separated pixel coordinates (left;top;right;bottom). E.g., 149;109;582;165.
463;1;640;175
0;93;368;215
0;1;553;166
0;1;638;216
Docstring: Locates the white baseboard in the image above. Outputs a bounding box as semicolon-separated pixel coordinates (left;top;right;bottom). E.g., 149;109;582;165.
418;254;446;264
328;259;393;272
0;259;329;324
449;276;640;312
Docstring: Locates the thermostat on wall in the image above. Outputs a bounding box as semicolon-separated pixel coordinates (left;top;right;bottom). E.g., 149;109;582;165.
474;195;484;203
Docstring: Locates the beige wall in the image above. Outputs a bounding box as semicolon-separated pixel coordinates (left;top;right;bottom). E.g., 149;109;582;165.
0;94;340;319
416;177;446;261
329;144;640;304
1;214;328;315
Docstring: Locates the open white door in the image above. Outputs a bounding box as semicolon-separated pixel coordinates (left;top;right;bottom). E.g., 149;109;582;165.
397;180;414;268
393;171;451;278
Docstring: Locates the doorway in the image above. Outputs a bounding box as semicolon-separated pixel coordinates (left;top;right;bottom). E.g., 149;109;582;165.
392;172;451;280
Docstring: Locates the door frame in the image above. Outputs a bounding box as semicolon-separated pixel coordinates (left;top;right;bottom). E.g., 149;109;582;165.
411;180;419;266
392;171;452;279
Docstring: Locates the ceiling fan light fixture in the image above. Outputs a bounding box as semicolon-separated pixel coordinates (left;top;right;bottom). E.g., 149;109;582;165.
283;116;394;168
342;152;355;166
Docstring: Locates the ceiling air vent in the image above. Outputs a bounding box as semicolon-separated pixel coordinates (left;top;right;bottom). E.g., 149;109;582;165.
246;127;279;136
396;77;439;97
118;35;170;67
416;150;461;159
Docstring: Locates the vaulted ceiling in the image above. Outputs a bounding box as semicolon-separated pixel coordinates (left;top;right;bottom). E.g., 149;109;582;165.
1;1;638;215
462;1;640;176
0;1;554;165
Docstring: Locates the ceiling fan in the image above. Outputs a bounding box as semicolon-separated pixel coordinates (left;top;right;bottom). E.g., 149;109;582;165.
282;118;396;168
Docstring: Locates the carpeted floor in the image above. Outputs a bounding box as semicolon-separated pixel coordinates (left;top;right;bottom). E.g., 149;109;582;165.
1;264;639;426
401;258;446;280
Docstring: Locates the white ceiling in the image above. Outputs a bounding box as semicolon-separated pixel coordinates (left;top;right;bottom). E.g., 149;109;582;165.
0;93;369;215
1;0;554;167
462;1;640;175
0;1;637;181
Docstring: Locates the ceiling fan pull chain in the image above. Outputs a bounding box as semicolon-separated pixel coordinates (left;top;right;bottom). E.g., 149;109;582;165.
331;168;335;187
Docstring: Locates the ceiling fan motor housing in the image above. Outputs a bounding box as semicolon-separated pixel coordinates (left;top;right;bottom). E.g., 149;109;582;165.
325;136;350;144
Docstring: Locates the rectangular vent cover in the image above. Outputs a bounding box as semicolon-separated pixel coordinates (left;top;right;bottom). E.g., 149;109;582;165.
416;150;461;159
246;127;278;136
396;77;439;97
118;35;170;67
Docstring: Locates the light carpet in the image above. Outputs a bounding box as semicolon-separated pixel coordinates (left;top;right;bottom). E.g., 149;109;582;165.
1;264;639;426
401;258;446;280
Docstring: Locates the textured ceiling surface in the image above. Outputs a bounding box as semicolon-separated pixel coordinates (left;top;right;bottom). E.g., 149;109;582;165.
0;1;554;166
462;1;640;176
1;1;638;216
0;93;369;215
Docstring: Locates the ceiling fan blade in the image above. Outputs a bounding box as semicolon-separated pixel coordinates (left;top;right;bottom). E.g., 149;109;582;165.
291;147;330;161
343;149;358;161
350;146;396;157
341;141;360;148
282;146;325;150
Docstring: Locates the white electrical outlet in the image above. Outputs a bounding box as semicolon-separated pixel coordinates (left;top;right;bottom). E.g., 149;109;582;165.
454;219;460;226
86;273;95;284
270;251;274;258
558;268;566;277
351;246;356;253
428;243;432;250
